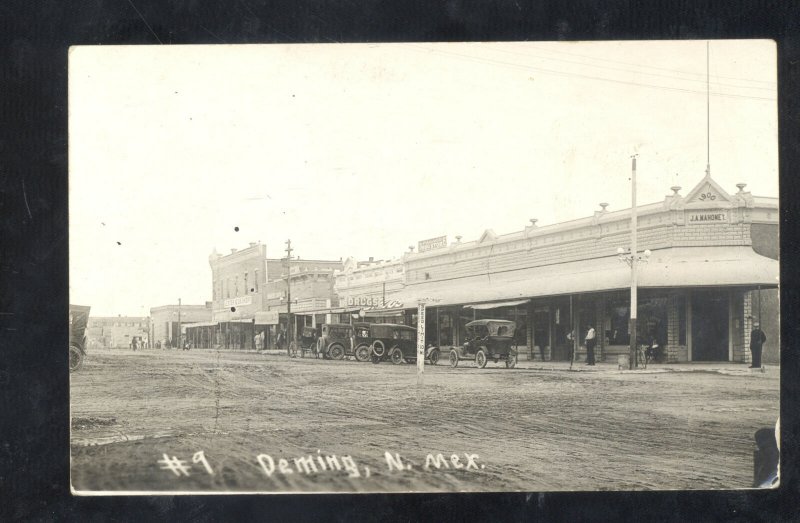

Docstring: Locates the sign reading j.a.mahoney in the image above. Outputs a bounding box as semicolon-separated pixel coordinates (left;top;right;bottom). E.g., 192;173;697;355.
687;210;729;224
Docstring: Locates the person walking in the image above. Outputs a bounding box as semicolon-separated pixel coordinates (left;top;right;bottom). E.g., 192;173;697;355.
750;320;767;369
585;325;596;365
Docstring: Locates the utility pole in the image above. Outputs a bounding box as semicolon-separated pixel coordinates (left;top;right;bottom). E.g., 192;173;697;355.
285;239;293;348
177;297;182;348
629;156;638;369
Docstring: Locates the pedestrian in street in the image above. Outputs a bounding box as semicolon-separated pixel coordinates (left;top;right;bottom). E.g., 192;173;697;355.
750;319;767;369
585;325;596;365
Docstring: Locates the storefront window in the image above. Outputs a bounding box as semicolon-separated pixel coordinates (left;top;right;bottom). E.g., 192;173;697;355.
678;296;687;345
638;296;668;347
606;299;630;345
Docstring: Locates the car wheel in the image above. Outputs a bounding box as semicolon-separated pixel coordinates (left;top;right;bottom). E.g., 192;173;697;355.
428;348;439;366
449;349;459;368
354;344;371;362
329;344;345;360
69;345;84;372
505;353;517;369
476;349;487;369
372;340;385;357
390;348;404;365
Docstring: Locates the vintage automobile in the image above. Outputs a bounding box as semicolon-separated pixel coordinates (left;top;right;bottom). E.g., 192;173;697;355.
449;319;518;369
69;304;91;372
366;323;429;365
315;323;372;362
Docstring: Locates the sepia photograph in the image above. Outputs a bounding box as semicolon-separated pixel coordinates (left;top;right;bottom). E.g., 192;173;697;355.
68;40;779;493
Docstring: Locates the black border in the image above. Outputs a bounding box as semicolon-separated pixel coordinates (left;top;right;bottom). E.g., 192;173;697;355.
2;1;799;521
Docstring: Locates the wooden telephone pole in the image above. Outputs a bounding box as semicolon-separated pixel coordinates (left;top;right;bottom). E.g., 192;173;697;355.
285;239;293;348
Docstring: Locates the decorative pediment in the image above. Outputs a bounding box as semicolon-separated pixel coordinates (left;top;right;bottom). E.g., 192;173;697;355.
683;175;734;207
341;257;357;273
478;229;497;243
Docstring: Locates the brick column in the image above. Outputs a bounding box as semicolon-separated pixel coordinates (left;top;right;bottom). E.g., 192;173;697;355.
666;293;680;363
740;292;753;364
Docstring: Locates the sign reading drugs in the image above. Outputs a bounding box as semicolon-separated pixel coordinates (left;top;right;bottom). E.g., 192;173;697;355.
418;235;447;253
346;296;383;307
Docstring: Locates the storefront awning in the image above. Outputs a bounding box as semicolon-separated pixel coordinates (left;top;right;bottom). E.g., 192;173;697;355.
183;321;218;328
464;299;530;310
394;246;778;307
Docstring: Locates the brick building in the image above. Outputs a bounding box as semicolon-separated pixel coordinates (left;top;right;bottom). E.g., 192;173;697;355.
261;257;343;347
362;174;779;364
199;242;343;349
206;242;268;349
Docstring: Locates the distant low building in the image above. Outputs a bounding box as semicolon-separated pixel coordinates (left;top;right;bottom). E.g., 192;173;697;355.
86;316;149;349
150;302;212;348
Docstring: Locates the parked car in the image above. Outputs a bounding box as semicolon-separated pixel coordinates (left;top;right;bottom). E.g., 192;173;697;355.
69;304;91;372
449;319;517;369
364;323;438;365
316;323;372;362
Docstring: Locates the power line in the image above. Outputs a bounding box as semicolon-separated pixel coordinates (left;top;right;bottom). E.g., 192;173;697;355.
407;44;776;102
489;44;775;92
522;43;776;86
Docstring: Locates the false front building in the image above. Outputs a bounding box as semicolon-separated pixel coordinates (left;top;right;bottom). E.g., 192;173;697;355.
369;174;778;364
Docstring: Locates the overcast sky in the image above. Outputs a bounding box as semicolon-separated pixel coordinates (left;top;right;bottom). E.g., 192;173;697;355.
69;40;778;316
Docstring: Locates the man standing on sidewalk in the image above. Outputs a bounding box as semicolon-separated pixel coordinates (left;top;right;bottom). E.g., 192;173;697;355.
750;320;766;369
585;325;596;366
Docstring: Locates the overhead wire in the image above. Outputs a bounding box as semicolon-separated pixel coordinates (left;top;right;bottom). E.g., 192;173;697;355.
521;43;777;86
489;45;775;92
406;44;776;102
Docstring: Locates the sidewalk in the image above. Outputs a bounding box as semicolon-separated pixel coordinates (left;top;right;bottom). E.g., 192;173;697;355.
512;359;779;376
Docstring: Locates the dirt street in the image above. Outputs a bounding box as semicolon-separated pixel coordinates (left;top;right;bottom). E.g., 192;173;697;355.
70;349;779;493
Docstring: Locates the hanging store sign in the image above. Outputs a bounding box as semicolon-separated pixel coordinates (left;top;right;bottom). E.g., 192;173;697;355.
418;235;447;253
223;296;253;308
687;211;728;224
255;311;280;325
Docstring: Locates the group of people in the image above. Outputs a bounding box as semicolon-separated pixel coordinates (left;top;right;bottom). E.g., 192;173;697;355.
563;319;768;368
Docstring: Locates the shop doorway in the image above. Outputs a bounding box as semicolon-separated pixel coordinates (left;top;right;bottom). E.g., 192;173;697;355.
691;291;729;361
551;299;573;361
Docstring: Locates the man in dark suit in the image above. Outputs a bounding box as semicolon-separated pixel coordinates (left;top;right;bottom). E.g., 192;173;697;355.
750;320;767;368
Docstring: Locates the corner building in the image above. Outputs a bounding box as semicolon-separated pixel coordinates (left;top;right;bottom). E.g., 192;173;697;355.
385;175;778;364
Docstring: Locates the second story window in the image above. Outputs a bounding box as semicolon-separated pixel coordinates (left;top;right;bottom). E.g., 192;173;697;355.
244;272;248;294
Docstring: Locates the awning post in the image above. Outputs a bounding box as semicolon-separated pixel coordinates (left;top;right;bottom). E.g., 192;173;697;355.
417;302;426;386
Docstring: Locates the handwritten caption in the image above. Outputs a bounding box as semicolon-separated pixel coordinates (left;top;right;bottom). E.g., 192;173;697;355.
156;450;484;479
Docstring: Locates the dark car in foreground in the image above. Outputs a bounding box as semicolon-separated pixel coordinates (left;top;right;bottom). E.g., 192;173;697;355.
316;323;372;362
